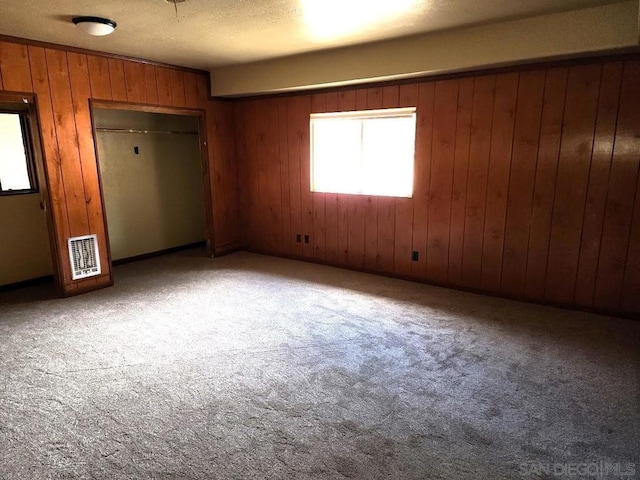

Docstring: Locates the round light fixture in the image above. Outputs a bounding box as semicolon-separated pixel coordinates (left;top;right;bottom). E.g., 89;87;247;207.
72;16;117;36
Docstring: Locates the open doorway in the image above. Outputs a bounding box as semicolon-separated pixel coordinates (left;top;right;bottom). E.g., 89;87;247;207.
92;105;210;265
0;93;54;289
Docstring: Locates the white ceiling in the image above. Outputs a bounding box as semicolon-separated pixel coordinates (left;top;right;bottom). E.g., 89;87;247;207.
0;0;626;70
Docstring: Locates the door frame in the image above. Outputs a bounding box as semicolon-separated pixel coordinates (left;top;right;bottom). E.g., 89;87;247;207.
89;100;215;275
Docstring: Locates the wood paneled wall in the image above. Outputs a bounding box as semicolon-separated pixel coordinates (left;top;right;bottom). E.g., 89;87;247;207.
0;39;239;294
235;57;640;316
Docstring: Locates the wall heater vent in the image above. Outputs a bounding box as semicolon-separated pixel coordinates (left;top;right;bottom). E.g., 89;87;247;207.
68;234;101;280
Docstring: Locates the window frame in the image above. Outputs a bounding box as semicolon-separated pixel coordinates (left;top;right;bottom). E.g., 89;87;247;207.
0;104;40;197
309;107;417;198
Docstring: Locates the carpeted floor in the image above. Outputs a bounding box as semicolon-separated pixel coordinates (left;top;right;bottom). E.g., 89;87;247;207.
0;249;638;479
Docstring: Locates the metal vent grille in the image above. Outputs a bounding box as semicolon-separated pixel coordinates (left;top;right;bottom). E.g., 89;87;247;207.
68;234;101;280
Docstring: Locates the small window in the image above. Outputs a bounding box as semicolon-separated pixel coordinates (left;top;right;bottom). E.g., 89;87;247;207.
310;107;416;198
0;111;38;194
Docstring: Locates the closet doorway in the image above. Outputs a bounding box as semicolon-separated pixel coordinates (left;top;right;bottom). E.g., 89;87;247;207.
92;105;210;263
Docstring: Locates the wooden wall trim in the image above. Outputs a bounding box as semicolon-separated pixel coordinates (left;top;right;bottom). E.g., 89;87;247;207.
0;34;207;76
0;37;241;296
235;55;640;316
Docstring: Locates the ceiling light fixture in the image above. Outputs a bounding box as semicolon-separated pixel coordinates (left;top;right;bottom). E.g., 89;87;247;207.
72;16;117;36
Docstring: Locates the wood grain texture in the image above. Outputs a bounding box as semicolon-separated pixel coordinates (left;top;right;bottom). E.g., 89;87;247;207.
0;41;33;91
143;64;159;105
311;93;327;261
232;57;640;315
324;92;339;264
107;59;127;102
481;72;519;292
86;56;112;100
28;46;75;289
461;75;495;289
155;67;173;106
169;69;186;108
501;70;545;297
394;83;420;277
1;38;223;296
411;83;435;279
426;79;458;282
67;52;110;281
574;62;623;306
593;60;640;309
524;67;568;300
448;77;474;285
123;61;145;104
545;64;601;304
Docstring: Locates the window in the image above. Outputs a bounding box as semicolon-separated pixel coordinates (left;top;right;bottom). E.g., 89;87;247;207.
310;107;416;197
0;111;38;195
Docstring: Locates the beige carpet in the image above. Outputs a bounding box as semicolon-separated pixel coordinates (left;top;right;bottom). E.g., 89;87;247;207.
0;249;638;479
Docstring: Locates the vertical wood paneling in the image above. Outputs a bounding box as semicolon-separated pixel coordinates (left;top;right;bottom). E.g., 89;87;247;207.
525;67;568;299
0;42;33;91
324;92;339;264
394;83;420;277
155;67;173;106
461;75;495;289
183;72;199;109
196;74;217;253
278;99;292;255
287;96;304;257
311;93;327;261
593;60;640;309
574;62;623;306
67;53;110;281
501;70;546;296
170;70;186;108
107;59;127;102
411;83;435;279
347;89;369;268
45;49;90;237
363;88;383;270
426;79;458;282
143;64;159;105
123;61;146;104
481;72;519;292
28;46;74;288
263;99;282;252
299;96;314;258
235;101;249;245
87;56;112;100
1;38;225;295
337;90;356;265
448;77;474;285
621;176;640;312
376;86;399;273
232;57;640;315
545;64;601;304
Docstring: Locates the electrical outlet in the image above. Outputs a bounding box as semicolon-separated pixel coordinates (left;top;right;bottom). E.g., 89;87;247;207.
304;235;310;244
296;234;302;243
411;251;419;261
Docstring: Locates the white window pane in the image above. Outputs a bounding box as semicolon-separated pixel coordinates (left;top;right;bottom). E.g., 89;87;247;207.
361;116;415;197
310;108;416;197
311;119;361;194
0;113;31;191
